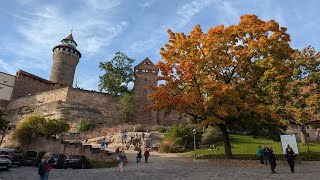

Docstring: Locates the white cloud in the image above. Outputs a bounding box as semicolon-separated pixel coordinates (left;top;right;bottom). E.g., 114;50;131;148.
128;0;215;56
0;58;16;74
85;0;122;11
139;0;155;8
176;0;215;28
6;2;128;74
77;76;99;90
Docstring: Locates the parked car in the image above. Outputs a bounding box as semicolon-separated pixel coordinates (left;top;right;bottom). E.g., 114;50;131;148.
64;155;91;169
24;150;46;166
0;148;24;167
51;154;67;168
0;157;12;170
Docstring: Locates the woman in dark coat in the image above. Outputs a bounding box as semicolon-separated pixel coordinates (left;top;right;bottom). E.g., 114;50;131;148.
268;147;277;173
285;146;296;173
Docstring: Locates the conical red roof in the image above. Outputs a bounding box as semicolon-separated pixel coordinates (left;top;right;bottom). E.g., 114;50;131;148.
65;34;74;41
61;33;77;46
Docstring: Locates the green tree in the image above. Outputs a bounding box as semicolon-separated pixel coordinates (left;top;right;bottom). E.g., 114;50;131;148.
163;124;202;148
40;119;70;138
118;94;139;123
99;52;135;96
284;46;320;144
12;115;70;145
0;109;8;146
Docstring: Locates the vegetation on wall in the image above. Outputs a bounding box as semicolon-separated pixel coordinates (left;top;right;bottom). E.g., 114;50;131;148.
12;115;70;145
0;110;8;146
99;51;135;96
78;119;96;132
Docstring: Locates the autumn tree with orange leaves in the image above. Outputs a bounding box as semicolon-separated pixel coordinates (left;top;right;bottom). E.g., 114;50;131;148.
149;14;295;159
285;46;320;145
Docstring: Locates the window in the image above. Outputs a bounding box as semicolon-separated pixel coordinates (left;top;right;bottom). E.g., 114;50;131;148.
145;78;148;82
148;69;153;73
63;48;65;51
138;69;142;74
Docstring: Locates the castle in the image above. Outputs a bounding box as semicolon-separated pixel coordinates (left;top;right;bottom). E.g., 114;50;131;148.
0;34;184;132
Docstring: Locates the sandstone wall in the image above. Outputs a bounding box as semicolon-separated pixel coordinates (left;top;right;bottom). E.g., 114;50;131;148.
11;71;66;100
23;136;116;161
66;89;121;125
0;100;9;110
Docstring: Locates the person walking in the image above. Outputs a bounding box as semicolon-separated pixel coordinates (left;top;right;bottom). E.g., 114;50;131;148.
136;149;142;163
257;145;264;165
117;150;126;172
38;153;52;180
263;145;269;165
144;149;150;163
285;145;296;173
268;147;277;173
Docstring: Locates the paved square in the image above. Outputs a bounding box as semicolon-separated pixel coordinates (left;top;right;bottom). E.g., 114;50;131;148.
0;155;319;180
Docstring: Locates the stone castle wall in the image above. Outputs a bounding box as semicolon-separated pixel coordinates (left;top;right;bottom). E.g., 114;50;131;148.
11;71;65;100
5;87;122;131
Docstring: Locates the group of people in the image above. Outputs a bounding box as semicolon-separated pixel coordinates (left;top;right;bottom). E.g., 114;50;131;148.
257;144;296;174
116;147;150;172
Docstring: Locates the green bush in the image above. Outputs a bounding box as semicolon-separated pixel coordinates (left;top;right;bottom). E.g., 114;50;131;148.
158;140;185;153
163;124;202;148
151;125;167;133
201;126;221;145
133;124;145;132
90;160;118;168
78;119;96;132
12;115;70;145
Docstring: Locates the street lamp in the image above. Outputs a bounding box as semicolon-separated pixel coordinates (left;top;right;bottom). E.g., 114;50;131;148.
301;104;310;156
193;129;196;159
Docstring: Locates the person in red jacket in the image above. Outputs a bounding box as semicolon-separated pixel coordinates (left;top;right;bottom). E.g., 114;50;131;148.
38;153;52;180
144;149;150;163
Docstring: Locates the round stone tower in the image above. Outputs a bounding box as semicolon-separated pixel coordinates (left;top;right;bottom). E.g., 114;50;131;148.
50;33;81;86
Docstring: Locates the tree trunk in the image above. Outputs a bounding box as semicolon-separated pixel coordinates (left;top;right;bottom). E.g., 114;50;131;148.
301;130;306;146
219;124;233;159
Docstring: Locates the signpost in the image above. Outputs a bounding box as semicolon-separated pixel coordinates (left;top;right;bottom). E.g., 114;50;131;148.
280;134;299;154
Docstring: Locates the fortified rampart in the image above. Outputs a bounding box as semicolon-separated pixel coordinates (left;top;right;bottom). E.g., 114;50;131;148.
11;70;66;100
6;87;121;131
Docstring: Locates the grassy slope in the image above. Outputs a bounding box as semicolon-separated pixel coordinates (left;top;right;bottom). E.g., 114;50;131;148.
184;134;320;160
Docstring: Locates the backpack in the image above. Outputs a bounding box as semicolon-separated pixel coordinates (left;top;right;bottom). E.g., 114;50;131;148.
38;162;46;176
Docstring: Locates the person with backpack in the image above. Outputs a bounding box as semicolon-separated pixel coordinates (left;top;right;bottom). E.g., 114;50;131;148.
38;153;52;180
285;145;296;173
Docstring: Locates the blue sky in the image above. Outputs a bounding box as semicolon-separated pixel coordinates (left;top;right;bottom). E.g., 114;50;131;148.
0;0;319;90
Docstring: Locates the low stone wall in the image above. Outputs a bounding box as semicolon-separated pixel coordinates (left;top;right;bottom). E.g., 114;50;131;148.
22;136;116;162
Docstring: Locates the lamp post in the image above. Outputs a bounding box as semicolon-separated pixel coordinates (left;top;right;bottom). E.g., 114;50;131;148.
193;129;196;159
301;104;310;156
